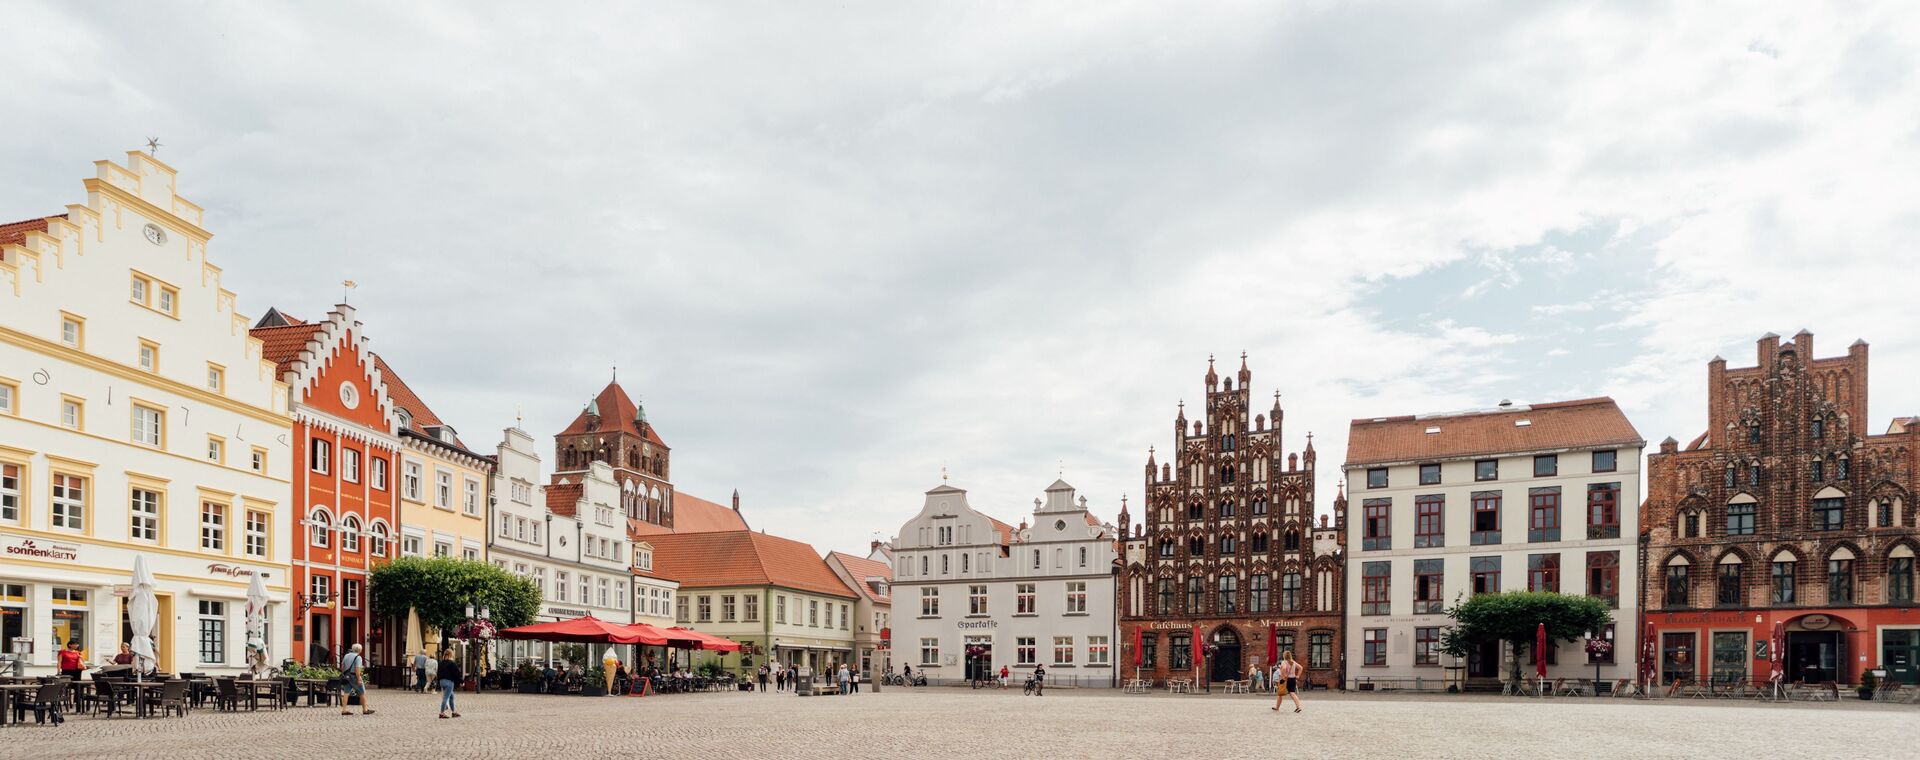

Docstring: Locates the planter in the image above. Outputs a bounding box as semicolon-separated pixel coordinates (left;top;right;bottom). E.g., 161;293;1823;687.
580;687;607;697
1858;691;1875;701
517;682;541;694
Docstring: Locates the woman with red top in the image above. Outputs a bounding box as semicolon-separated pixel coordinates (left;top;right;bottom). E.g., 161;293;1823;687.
57;640;86;681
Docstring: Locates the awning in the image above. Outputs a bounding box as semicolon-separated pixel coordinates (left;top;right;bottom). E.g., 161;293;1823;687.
497;615;663;645
666;627;743;652
626;623;703;648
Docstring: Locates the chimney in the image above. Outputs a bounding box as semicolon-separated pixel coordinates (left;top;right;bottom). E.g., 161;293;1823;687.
870;539;881;553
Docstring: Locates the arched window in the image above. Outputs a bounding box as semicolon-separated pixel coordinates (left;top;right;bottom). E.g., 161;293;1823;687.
1889;545;1916;604
1220;465;1235;485
340;514;361;553
1828;547;1856;604
1724;464;1736;488
1284;530;1301;551
1726;495;1757;536
1664;556;1691;608
1217;576;1238;614
1770;552;1798;604
1219;500;1235;519
1715;554;1743;607
308;508;332;548
368;521;389;557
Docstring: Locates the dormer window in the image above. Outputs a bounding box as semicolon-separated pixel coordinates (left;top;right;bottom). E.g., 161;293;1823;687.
396;408;413;428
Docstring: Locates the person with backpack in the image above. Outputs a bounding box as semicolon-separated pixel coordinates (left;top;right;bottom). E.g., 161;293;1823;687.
339;643;374;716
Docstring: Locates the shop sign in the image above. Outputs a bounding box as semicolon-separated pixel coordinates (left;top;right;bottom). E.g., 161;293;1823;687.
2;535;80;562
1801;614;1831;630
207;563;257;578
957;620;998;630
546;606;589;618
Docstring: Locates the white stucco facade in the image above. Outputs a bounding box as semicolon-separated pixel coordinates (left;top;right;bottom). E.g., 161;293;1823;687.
891;479;1118;687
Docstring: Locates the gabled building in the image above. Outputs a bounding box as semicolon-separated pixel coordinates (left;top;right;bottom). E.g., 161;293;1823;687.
0;152;293;675
825;550;892;676
649;529;856;677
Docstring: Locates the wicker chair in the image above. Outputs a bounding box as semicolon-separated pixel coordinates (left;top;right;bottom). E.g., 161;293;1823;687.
17;682;69;725
144;680;190;718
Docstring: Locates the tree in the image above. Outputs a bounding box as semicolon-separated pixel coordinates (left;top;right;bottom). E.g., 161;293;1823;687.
1437;591;1613;683
369;556;540;644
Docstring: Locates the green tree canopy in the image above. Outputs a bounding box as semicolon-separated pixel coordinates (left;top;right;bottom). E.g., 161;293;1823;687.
369;556;540;635
1438;591;1613;681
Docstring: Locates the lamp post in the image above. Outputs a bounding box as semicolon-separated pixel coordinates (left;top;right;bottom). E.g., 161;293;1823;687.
1587;628;1614;694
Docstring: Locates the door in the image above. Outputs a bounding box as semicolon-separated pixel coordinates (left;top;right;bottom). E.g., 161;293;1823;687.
1710;632;1748;684
1209;628;1243;683
1787;631;1839;683
964;637;992;682
1661;632;1696;684
1883;630;1920;684
1468;639;1500;678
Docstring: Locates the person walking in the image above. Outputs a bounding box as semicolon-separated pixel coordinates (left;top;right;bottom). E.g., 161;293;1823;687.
1271;650;1304;713
338;643;374;716
837;663;851;695
436;648;464;719
758;663;770;692
57;640;85;682
1033;664;1046;696
851;667;861;694
412;649;430;693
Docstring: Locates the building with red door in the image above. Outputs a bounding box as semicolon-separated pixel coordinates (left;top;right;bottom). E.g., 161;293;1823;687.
1116;356;1346;689
1643;332;1920;687
252;306;402;666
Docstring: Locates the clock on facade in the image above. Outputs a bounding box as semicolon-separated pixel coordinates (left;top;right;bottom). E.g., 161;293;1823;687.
143;223;167;245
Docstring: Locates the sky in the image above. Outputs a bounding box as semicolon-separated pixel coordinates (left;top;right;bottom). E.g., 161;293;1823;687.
6;1;1920;558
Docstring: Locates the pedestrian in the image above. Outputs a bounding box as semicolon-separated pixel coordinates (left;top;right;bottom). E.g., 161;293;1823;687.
1251;661;1267;692
851;668;860;694
838;663;850;694
437;648;464;719
999;664;1009;688
1271;650;1304;714
1033;664;1045;696
57;640;85;682
758;664;769;692
413;649;430;693
338;643;374;716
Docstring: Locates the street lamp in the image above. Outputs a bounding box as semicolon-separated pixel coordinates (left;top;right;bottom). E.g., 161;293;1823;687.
1587;628;1615;694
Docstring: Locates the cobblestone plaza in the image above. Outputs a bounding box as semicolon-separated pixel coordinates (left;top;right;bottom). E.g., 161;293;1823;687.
13;687;1910;759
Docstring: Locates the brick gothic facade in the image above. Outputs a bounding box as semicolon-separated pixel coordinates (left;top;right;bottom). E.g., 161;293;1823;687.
553;381;676;528
1117;356;1347;688
1643;332;1920;687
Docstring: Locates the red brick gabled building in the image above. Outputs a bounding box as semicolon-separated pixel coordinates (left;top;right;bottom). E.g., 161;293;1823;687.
1643;332;1920;687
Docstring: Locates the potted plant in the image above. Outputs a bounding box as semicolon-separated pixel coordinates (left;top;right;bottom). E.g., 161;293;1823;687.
516;661;542;693
1858;671;1877;701
580;665;607;696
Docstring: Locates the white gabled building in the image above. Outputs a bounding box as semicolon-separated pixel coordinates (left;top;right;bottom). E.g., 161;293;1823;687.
0;151;293;675
890;479;1118;687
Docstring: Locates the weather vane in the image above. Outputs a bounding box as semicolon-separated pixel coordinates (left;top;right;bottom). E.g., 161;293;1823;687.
145;137;162;156
342;279;357;303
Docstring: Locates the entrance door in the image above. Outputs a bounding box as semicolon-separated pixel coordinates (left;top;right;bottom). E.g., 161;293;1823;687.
121;594;175;674
1884;630;1920;685
1468;639;1500;678
1710;632;1748;683
964;637;992;683
1210;628;1242;683
1787;631;1841;683
1661;632;1696;684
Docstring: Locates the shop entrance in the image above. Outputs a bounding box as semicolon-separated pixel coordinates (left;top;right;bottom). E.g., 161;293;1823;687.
1467;639;1500;678
1883;630;1920;684
1661;632;1696;684
965;637;993;685
1209;628;1243;684
1787;631;1842;683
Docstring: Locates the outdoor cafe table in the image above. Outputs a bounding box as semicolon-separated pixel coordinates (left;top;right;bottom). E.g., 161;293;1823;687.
235;679;286;710
0;682;36;725
292;678;334;707
121;681;165;718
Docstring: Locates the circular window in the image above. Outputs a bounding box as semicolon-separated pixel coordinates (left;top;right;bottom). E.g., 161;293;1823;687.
339;380;361;410
1054;519;1067;531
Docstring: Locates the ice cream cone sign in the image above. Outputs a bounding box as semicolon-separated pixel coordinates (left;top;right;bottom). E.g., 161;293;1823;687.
603;647;620;693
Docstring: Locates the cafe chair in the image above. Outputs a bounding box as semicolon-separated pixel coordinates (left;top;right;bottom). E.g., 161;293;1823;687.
145;680;190;718
18;682;69;725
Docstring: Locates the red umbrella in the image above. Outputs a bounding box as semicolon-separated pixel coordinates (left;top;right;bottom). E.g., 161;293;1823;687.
1769;621;1784;682
1132;627;1143;667
497;615;654;644
1642;619;1657;684
1535;623;1548;680
664;626;742;652
1266;623;1278;667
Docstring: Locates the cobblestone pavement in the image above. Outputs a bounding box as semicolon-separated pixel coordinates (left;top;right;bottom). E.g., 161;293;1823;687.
11;686;1912;759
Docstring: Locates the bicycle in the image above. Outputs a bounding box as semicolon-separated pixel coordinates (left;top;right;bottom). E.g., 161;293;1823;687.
1023;675;1042;696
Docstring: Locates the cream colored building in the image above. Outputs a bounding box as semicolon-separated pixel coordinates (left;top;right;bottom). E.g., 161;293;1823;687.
0;151;293;675
650;530;856;678
826;550;892;677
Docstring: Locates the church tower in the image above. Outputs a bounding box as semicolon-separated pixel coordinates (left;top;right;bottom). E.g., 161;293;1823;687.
552;380;676;528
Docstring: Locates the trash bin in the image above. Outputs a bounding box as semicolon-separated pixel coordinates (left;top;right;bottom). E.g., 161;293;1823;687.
794;667;815;696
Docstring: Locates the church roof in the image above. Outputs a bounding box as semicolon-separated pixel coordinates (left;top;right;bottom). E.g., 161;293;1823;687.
560;381;665;446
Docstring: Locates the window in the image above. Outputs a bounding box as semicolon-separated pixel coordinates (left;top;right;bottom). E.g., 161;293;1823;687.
1362;561;1390;615
200;502;226;551
1054;636;1075;665
1716;559;1743;606
1281;573;1302;612
1475;459;1498;481
1748;462;1761;487
1366;468;1388;488
138;341;159;372
1250;575;1271;613
400;534;422;557
371;457;388;490
1171;633;1192;670
720;594;736;622
1664;562;1690;608
1726;501;1757;536
130;274;149;304
1219;535;1237;555
941;554;950;574
1592;449;1617;473
1586;551;1619;607
310;440;331;474
1415;495;1444;548
968;585;987;615
435;471;453;508
1888;556;1914;604
744;594;760;622
309;575;331;606
1363;499;1391;550
1363;628;1387;666
920;587;939;617
1188;537;1205;556
674;595;687;622
342;578;360;609
1471;491;1501;545
157;286;177;316
340;515;361;553
0;463;16;524
463;479;481;516
1528;488;1560;542
61;315;84;348
367;522;387;557
1155;579;1173;614
1880;499;1899;528
129;488;160;542
1066;581;1087;613
1219;500;1235;519
1187;503;1204;520
207;437;224;464
1309;633;1332;669
1414;559;1444;614
775;595;786;623
245;511;269;558
696;595;712;622
1216;576;1237;614
1827;558;1854;604
1471;556;1501;595
1252;532;1269;553
921;638;940;666
0;382;15;416
1140;635;1157;668
1837;457;1850;480
132;404;164;447
1813;497;1844;531
206;364;224;393
1415;627;1441;666
308;509;331;547
198;600;226;664
1810;459;1825;482
1186;577;1203;612
1017;637;1037;665
1088;636;1110;665
1533;454;1557;477
1528;553;1560;592
52;473;86;531
808;600;820;627
338;448;359;483
403;462;422;501
1419;463;1441;485
432;541;450;558
555;571;570;603
1812;416;1825;439
599;578;610;608
1587;483;1620;539
61;398;82;430
1772;559;1797;604
1683;511;1700;538
1284;530;1300;551
1253;497;1268;515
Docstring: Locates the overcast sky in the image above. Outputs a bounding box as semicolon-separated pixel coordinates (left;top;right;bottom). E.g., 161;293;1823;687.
7;2;1920;557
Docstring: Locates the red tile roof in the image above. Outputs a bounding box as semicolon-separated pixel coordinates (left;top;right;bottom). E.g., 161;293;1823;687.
0;215;61;249
546;483;583;517
671;491;748;533
647;531;855;598
1345;397;1644;467
825;551;892;604
561;381;665;446
249;322;325;376
373;354;468;449
627;518;671;538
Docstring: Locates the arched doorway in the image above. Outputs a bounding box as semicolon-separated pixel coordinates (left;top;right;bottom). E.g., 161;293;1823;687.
1209;627;1243;683
1785;612;1857;684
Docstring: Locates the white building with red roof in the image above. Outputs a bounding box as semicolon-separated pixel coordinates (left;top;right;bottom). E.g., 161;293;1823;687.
825;550;893;675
